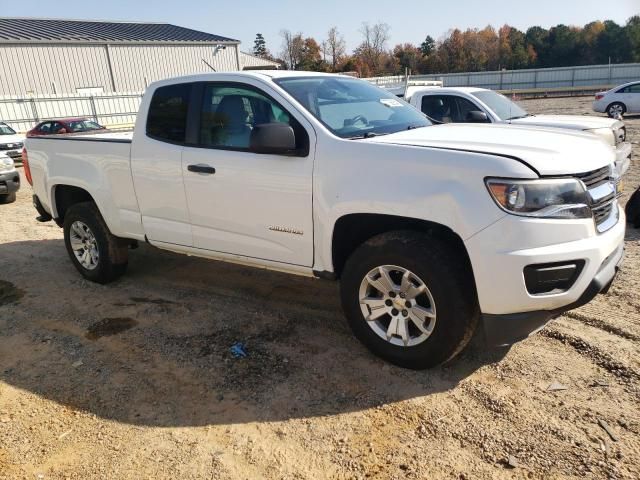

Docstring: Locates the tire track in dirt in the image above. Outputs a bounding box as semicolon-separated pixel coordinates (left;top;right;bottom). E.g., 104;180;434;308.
563;311;640;342
541;327;640;384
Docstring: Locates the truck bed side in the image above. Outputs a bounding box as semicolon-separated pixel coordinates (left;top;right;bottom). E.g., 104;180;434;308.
26;132;145;241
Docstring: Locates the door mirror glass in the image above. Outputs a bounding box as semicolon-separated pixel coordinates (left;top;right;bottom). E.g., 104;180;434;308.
249;123;296;155
466;110;489;123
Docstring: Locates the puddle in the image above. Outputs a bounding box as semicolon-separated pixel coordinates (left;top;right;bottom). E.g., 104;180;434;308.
130;296;175;305
86;317;138;340
0;280;24;306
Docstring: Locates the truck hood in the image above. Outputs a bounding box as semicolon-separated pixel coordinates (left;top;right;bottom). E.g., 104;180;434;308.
365;123;615;176
0;133;25;146
510;114;623;132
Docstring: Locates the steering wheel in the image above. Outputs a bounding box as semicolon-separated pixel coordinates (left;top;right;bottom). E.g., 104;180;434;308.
347;114;368;127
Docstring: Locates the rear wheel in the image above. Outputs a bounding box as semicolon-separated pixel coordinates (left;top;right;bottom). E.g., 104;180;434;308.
0;193;16;204
340;231;479;369
607;102;626;118
63;202;129;284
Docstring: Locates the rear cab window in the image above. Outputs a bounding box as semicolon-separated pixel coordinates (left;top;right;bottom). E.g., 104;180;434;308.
146;83;192;143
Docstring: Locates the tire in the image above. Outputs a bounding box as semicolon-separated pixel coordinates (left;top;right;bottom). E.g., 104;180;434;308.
0;192;16;204
625;186;640;229
607;102;626;118
340;231;479;369
63;202;129;284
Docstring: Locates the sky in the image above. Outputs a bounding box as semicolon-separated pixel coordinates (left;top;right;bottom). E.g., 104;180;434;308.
2;0;638;54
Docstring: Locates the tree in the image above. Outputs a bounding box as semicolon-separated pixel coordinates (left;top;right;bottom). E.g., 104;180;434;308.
393;43;422;73
356;22;391;74
325;27;346;72
299;37;327;71
625;15;640;62
420;35;435;57
280;30;305;70
253;33;268;57
525;26;549;67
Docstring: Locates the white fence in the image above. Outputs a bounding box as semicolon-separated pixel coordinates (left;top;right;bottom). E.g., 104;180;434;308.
0;92;143;132
366;62;640;92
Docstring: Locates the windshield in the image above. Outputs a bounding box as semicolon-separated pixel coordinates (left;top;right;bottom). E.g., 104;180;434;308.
275;76;431;138
0;123;16;135
67;120;103;132
471;90;528;121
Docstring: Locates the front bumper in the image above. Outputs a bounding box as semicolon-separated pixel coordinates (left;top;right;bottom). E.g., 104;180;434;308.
466;208;626;345
483;242;624;346
0;168;20;195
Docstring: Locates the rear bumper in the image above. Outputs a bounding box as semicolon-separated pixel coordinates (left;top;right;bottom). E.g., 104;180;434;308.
483;241;624;346
0;169;20;195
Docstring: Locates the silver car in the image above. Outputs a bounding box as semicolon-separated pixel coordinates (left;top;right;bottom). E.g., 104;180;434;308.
593;81;640;118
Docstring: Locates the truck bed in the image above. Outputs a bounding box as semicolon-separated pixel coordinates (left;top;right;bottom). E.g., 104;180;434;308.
26;130;144;240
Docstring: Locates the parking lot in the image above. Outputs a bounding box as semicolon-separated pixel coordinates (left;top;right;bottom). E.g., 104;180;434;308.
0;95;639;479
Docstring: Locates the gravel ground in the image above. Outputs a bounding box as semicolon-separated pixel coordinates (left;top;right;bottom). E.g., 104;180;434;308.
1;96;639;480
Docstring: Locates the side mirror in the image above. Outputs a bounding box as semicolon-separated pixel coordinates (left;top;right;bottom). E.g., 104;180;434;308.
249;123;296;155
466;111;489;123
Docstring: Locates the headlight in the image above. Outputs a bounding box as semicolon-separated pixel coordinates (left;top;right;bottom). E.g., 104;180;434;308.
0;155;14;172
590;128;616;146
486;178;591;219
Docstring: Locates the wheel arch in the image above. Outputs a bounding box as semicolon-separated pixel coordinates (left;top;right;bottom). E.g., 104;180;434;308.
52;184;97;226
330;213;476;284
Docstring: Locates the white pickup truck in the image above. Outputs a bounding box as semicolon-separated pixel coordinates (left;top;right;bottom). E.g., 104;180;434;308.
24;71;625;369
402;86;632;177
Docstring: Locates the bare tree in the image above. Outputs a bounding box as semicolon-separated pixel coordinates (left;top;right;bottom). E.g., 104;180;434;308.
358;22;391;73
280;30;305;70
325;26;346;71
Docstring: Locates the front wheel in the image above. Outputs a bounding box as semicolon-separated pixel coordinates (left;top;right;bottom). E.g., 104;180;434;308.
63;202;129;284
607;102;626;118
340;231;479;369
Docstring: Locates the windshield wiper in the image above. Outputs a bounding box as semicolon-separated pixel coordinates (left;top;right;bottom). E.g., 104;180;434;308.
348;132;387;140
407;124;427;130
507;114;531;120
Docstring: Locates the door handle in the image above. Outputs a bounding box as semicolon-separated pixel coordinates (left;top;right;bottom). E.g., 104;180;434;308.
187;164;216;174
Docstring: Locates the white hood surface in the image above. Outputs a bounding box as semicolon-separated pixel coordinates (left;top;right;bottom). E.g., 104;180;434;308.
510;114;623;132
0;133;25;147
366;123;615;176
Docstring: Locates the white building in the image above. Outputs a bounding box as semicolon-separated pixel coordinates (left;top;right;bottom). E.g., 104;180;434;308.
0;17;244;96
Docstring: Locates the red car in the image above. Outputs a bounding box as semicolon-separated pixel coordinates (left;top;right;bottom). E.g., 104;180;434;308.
26;118;106;137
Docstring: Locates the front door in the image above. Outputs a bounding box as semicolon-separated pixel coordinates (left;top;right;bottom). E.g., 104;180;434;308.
181;81;315;266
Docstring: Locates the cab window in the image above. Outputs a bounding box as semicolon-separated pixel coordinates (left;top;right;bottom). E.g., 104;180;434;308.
421;96;456;123
198;83;307;153
146;83;192;143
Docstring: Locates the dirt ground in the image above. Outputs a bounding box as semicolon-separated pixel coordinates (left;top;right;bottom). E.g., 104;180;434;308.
1;96;639;480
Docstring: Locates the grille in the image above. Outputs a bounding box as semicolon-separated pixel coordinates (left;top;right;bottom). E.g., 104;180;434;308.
0;142;22;151
574;166;616;231
575;166;611;189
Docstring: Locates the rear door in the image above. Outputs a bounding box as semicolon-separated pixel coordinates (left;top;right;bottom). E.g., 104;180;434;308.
130;83;193;246
181;81;315;266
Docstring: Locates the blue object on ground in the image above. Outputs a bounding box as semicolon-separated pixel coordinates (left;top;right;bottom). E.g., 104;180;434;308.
230;342;248;358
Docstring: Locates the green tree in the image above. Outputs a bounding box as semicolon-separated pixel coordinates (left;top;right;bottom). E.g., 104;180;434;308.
420;35;435;56
253;33;268;57
625;16;640;62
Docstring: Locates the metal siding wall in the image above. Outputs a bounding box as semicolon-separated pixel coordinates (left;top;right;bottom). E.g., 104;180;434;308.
0;45;112;95
108;44;240;91
0;43;241;96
